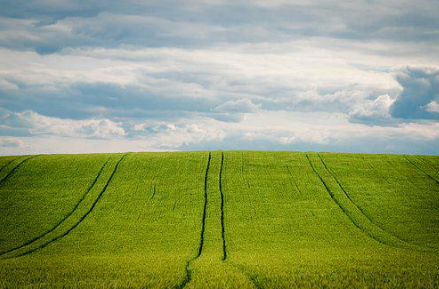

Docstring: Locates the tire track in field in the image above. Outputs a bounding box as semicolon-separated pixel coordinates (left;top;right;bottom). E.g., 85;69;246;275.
221;152;260;289
319;154;439;249
285;165;302;194
219;151;227;261
306;154;436;253
0;156;111;256
0;155;39;188
3;153;129;259
404;155;439;187
416;156;439;171
317;154;376;224
0;157;18;174
361;156;391;185
175;152;211;289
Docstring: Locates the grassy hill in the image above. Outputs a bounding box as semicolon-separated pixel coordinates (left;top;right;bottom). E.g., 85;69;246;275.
0;151;438;288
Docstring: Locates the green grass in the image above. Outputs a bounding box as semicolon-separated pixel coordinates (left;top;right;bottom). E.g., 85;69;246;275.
0;151;438;288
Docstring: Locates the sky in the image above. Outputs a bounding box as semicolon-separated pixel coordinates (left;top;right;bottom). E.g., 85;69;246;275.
0;0;439;155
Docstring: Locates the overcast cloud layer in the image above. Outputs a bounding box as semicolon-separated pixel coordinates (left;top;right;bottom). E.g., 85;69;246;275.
1;0;439;155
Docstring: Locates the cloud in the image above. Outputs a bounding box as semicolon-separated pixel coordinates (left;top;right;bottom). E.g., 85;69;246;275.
0;109;438;155
426;101;439;113
0;109;125;139
0;46;400;123
1;0;439;55
349;94;395;125
0;1;438;155
0;137;24;148
214;98;260;113
390;66;439;120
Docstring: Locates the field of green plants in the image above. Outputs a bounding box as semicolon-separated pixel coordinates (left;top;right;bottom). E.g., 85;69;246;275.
0;151;438;288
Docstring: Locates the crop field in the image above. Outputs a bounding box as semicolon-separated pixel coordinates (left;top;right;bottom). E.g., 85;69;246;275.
0;151;438;288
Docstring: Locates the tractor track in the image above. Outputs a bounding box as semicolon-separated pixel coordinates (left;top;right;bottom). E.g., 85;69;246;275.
306;154;437;253
219;151;227;261
306;154;390;247
319;154;439;250
404;155;439;187
285;165;302;194
3;153;129;259
221;151;260;289
0;156;111;256
175;152;211;289
151;184;157;199
0;155;40;188
317;154;377;225
0;157;18;174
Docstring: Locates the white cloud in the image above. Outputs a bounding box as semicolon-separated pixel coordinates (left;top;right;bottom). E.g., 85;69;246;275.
214;98;260;113
349;94;395;125
426;101;439;113
0;110;125;139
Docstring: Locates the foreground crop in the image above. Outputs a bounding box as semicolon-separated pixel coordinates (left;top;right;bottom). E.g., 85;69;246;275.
0;151;438;288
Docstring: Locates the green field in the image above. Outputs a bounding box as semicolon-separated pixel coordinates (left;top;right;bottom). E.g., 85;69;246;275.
0;151;438;288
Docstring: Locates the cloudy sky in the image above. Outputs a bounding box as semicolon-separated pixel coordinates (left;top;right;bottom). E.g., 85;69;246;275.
0;0;439;155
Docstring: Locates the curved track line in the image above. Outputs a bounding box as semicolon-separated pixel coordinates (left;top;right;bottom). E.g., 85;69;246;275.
0;155;39;188
317;154;378;226
4;153;128;259
305;154;434;253
0;157;111;256
306;154;389;246
404;155;439;187
318;153;439;250
415;156;439;172
0;157;18;174
174;152;211;289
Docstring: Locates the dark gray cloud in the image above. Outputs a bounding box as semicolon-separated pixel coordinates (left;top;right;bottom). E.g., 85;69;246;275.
390;67;439;120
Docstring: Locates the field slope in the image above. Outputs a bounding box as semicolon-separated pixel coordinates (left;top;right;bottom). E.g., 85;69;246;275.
0;151;438;288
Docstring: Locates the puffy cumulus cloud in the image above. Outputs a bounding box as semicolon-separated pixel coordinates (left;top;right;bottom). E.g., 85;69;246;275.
214;98;260;113
0;108;226;150
125;119;226;149
390;67;439;120
0;109;125;139
177;111;439;154
426;101;439;113
0;109;438;155
344;66;439;126
211;98;260;122
349;94;395;125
